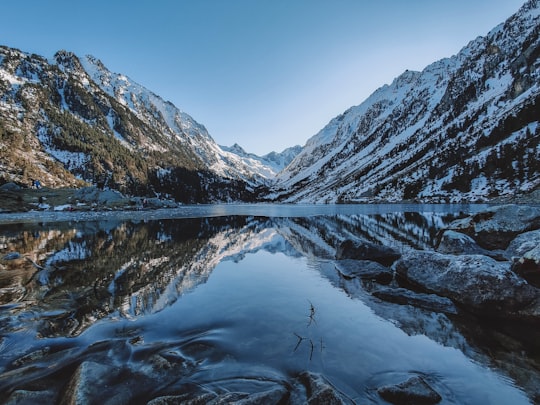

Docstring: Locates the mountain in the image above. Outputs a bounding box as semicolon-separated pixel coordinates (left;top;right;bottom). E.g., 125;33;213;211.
220;143;302;176
2;1;539;205
0;48;274;202
271;0;540;203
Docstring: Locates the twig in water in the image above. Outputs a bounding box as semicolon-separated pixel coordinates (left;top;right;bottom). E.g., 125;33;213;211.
307;300;317;326
293;332;306;352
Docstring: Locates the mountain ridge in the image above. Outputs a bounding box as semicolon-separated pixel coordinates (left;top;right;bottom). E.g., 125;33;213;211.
270;0;540;203
1;0;539;204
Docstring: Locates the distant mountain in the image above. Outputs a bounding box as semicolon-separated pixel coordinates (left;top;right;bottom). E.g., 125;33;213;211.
220;143;302;176
0;48;275;202
270;0;540;203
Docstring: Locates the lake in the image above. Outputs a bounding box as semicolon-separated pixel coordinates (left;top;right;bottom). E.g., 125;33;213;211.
0;204;537;404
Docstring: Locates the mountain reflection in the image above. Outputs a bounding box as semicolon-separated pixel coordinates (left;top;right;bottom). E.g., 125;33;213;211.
0;211;458;338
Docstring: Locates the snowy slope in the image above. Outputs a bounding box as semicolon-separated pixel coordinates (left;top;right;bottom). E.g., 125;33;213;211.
273;0;540;203
77;55;278;184
221;143;302;176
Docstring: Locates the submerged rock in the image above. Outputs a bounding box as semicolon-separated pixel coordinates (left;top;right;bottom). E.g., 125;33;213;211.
335;259;393;284
60;360;145;405
297;371;353;404
377;376;442;404
395;251;539;318
446;205;540;250
372;286;458;315
4;389;57;405
336;240;401;266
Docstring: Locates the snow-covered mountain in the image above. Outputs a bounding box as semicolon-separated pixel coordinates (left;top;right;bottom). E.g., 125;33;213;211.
2;1;539;204
77;55;282;184
221;143;302;175
0;48;278;202
271;0;540;203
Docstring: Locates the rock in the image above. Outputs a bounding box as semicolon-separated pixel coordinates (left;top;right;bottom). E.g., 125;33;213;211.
506;229;540;259
298;371;352;404
148;387;287;405
395;251;539;318
446;205;540;250
437;230;506;260
60;361;144;405
372;286;458;315
148;393;217;405
437;230;486;255
4;389;57;405
335;259;393;284
512;247;540;288
377;376;442;404
335;240;401;266
0;182;22;191
74;187;126;206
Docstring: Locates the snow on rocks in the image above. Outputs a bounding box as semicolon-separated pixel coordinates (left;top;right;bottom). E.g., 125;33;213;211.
445;204;540;250
395;251;539;319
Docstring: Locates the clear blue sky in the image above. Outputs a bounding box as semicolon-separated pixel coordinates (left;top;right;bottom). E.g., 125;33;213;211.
0;0;526;155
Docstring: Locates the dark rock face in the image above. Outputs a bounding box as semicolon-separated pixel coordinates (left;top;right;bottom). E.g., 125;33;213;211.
335;259;394;284
446;205;540;250
336;240;401;266
377;376;442;404
395;251;540;318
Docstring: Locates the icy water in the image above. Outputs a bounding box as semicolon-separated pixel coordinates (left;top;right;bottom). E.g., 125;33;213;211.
0;204;538;403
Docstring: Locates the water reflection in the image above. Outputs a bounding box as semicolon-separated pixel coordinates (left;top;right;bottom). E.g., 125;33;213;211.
0;207;537;403
0;211;458;336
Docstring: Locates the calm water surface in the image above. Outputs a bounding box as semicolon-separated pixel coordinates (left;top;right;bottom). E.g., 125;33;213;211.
0;204;537;403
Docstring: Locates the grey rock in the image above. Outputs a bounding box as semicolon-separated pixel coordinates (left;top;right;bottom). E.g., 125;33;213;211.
506;229;540;259
505;229;540;286
377;376;442;404
298;371;352;404
148;387;287;405
335;259;393;284
437;230;487;255
60;361;143;405
335;240;401;266
395;251;539;318
447;205;540;250
4;389;57;405
0;182;22;191
372;286;458;315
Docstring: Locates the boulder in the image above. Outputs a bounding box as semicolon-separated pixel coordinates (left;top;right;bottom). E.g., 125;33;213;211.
335;260;393;284
4;389;57;405
377;376;442;404
394;251;539;318
297;371;352;404
436;230;489;255
506;230;540;287
371;286;458;315
336;240;401;266
506;229;540;259
0;182;22;191
60;361;145;405
446;205;540;250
